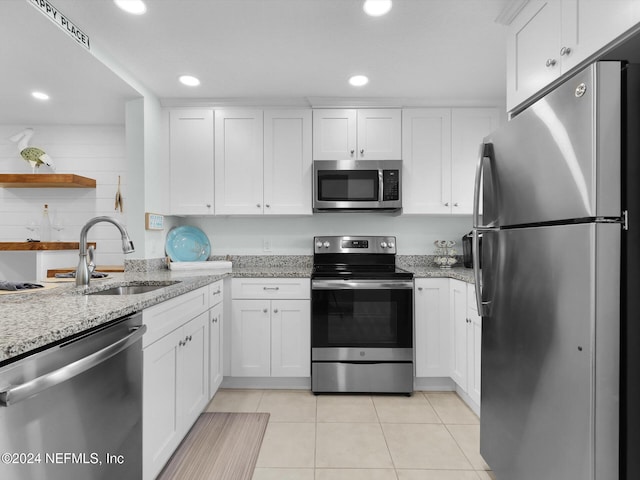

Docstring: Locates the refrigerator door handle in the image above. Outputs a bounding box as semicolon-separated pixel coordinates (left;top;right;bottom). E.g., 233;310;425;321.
472;142;496;315
472;228;489;314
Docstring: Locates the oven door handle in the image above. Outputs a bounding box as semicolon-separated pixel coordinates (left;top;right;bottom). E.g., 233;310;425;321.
312;279;414;290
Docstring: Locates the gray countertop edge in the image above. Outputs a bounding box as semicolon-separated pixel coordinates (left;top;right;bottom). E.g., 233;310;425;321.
0;266;474;364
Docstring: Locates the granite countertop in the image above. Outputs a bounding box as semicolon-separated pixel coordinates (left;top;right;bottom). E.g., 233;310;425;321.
0;258;474;365
0;270;227;365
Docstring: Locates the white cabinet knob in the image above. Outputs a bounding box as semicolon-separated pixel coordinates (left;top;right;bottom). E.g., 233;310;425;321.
273;309;279;314
560;46;571;56
546;58;557;67
263;308;268;313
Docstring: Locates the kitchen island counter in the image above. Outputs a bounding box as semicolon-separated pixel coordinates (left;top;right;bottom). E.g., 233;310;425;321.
0;269;227;364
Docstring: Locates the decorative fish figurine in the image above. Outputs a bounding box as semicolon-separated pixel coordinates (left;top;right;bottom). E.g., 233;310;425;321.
8;128;55;173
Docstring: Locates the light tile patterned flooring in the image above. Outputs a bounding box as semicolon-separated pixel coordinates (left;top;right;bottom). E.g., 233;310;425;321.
205;389;496;480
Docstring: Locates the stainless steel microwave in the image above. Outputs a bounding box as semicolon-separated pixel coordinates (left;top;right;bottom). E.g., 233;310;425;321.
313;160;402;212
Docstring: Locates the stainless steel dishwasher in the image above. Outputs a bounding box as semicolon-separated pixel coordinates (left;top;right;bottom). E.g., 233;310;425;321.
0;312;146;480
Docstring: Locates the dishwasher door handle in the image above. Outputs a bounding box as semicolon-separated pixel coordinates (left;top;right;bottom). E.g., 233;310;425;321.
0;324;147;407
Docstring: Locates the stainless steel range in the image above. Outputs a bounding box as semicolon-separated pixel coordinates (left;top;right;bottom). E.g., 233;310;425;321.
311;235;414;394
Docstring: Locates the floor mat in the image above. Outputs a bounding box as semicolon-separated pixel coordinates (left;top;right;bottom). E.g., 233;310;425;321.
157;412;270;480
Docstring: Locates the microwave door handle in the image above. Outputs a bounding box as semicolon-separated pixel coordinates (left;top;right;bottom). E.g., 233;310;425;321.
379;169;384;204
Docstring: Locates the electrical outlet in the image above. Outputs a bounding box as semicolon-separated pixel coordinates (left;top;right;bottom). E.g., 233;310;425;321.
263;238;272;252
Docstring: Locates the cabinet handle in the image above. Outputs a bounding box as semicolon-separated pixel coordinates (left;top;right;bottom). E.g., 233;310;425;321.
213;289;221;295
263;286;280;291
263;308;268;313
417;287;423;291
560;46;571;56
206;204;211;208
360;149;364;156
265;204;270;208
212;316;218;323
350;150;355;156
179;340;185;347
454;202;459;207
273;308;279;313
444;202;450;207
256;203;261;208
545;58;557;67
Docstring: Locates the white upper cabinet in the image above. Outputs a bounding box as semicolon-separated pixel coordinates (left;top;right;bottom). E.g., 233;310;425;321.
169;109;214;215
507;0;640;112
451;109;500;213
402;108;499;215
402;109;452;214
215;109;264;215
263;109;312;215
215;109;312;215
356;109;402;160
313;108;401;160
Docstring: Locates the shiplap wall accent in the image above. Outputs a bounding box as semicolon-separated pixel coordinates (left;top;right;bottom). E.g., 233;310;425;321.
0;125;129;266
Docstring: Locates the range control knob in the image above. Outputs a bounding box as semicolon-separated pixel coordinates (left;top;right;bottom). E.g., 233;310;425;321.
380;242;388;248
315;241;323;249
388;241;395;249
323;241;330;248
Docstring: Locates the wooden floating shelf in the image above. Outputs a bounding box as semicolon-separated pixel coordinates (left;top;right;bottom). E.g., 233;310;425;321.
0;242;96;251
0;174;96;188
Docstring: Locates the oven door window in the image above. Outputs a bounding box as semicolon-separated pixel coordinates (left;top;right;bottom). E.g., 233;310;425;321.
317;170;379;201
312;288;412;348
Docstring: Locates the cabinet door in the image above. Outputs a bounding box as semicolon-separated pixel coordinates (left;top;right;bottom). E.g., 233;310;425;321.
215;109;264;214
562;0;638;72
414;279;451;377
142;328;183;480
312;109;357;160
177;312;209;433
401;109;452;214
450;280;468;389
506;0;562;111
169;109;214;215
467;306;482;406
450;108;500;214
271;299;310;377
264;109;313;215
209;302;223;399
356;109;402;160
231;299;271;376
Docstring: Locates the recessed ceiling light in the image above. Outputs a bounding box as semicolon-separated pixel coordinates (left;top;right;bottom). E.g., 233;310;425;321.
179;75;201;87
349;75;369;87
363;0;392;17
114;0;147;15
32;91;50;100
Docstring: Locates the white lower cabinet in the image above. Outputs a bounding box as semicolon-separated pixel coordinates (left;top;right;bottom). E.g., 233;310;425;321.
142;284;220;480
142;310;209;480
414;278;482;412
208;280;224;399
449;279;482;408
414;278;451;377
231;278;310;378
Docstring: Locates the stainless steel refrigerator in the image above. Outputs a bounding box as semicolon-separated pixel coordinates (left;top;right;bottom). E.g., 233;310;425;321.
473;61;640;480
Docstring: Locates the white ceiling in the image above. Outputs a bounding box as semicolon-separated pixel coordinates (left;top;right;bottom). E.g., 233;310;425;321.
1;0;510;125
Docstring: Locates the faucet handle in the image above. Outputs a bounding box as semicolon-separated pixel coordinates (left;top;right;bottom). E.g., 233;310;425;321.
87;245;96;274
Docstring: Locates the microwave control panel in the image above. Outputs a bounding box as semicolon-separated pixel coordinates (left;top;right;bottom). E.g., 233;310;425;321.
382;170;400;201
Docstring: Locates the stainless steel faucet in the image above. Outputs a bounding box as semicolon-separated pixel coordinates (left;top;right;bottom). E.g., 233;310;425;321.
76;216;135;286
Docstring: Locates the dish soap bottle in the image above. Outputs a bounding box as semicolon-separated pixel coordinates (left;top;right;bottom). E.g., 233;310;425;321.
40;204;51;242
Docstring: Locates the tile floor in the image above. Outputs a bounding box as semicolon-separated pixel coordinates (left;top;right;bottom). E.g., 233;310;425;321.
205;389;495;480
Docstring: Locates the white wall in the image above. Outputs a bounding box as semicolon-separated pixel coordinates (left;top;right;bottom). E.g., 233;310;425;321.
165;214;472;256
0;125;131;266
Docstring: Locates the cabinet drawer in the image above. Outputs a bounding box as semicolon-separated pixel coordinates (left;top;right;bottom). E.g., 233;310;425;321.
208;280;224;307
232;278;310;299
143;286;209;347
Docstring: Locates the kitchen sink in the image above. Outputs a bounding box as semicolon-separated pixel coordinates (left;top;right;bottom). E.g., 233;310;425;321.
86;281;180;295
